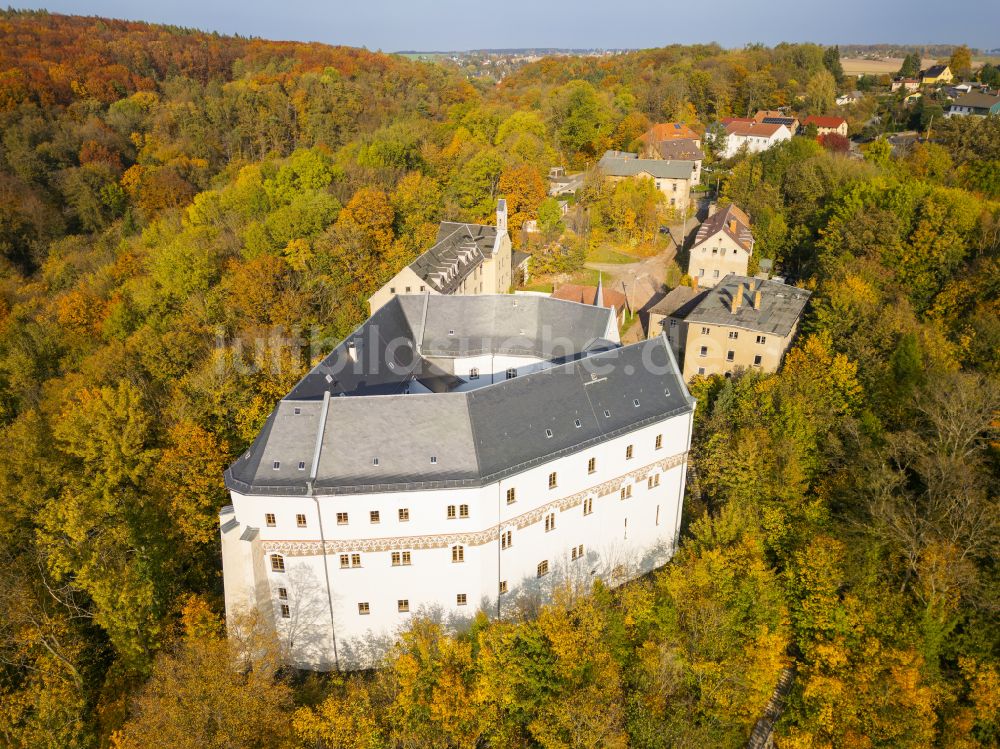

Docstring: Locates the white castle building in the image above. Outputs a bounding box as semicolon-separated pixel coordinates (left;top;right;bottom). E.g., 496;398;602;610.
220;294;695;669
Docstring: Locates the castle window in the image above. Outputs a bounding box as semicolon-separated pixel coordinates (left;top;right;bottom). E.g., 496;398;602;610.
626;444;634;460
700;346;708;357
270;554;285;572
459;504;469;519
447;505;456;519
655;434;663;450
337;512;349;525
698;367;706;375
351;553;361;568
398;599;409;613
620;485;633;500
701;327;710;335
571;544;584;561
370;510;380;524
298;461;306;470
469;368;479;380
588;457;596;474
548;472;557;489
457;593;467;606
399;508;410;522
648;473;661;489
272;461;280;470
358;602;370;615
754;355;763;366
452;545;464;563
391;550;412;566
340;554;349;568
372;457;379;466
280;604;290;619
265;513;276;527
499;581;508;595
296;513;307;528
430;456;437;464
506;488;516;505
537;560;549;578
278;587;287;600
729;331;739;339
390;287;396;293
501;530;512;549
756;335;767;344
544;513;556;532
583;498;593;515
727;350;735;362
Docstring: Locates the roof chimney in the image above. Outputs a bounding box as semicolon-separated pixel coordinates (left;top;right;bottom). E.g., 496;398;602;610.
753;289;762;309
729;219;738;233
691;276;698;290
730;283;743;313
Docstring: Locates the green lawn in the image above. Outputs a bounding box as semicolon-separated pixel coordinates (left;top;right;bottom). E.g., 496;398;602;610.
587;244;640;264
522;281;554;293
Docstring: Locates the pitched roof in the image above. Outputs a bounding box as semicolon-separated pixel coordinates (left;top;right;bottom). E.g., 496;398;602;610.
923;64;950;78
407;222;499;294
654;139;705;161
639;122;700;144
950;92;1000;109
649;285;700;317
552;283;627;314
225;295;693;496
597;151;695;180
723;121;785;138
802;115;847;129
675;274;811;336
692;203;753;251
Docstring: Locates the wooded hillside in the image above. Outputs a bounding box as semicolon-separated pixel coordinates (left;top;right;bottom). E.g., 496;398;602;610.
0;10;996;747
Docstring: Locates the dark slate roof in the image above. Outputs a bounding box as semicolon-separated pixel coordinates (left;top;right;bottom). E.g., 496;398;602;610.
285;295;617;401
408;222;499;294
692;203;753;251
226;297;693;496
677;274;810;336
512;250;531;268
649;285;701;317
923;64;949;78
654;139;704;161
597;151;695;180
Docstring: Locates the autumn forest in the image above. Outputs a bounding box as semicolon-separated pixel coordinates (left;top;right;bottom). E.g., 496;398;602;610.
0;9;997;748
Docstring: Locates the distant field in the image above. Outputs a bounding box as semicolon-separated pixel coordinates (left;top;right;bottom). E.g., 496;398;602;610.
840;56;988;76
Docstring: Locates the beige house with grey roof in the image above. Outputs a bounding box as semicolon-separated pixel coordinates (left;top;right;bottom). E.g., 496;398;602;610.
667;274;811;380
687;203;754;288
369;200;513;314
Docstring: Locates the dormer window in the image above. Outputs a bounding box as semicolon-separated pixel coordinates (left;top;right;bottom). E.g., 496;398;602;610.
633;399;640;407
604;409;611;418
574;419;582;428
545;429;553;438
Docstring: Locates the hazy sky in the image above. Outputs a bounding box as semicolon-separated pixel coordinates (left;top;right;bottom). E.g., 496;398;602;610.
17;0;1000;51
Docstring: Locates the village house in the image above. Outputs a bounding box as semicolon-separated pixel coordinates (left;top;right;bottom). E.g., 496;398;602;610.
921;64;953;86
686;203;754;288
637;122;701;149
947;92;1000;117
801;115;848;137
753;110;800;132
716;120;792;159
666;274;811;380
891;78;921;93
596;150;696;215
369;200;518;315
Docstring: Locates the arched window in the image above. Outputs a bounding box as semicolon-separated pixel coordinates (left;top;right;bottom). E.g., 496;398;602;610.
270;554;285;572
